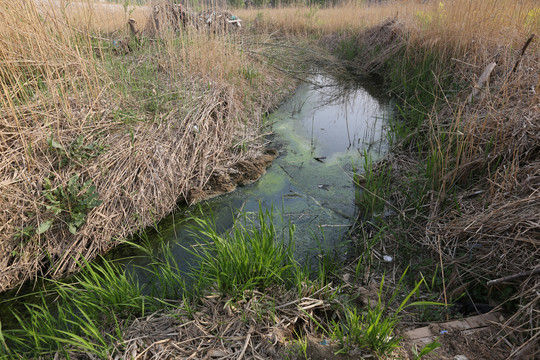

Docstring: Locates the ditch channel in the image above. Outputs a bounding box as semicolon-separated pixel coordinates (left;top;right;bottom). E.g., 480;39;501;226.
120;71;393;286
0;70;392;324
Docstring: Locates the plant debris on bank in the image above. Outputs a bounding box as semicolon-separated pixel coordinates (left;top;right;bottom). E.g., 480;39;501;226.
0;0;292;293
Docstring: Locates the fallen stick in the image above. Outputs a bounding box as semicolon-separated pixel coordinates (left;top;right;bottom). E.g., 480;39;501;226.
487;267;540;287
467;62;497;104
128;18;141;46
511;34;535;73
237;325;253;360
128;18;138;36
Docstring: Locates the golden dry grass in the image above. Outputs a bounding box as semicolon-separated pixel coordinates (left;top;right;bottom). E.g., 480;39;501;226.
0;0;292;292
38;0;150;34
238;0;537;58
239;1;536;34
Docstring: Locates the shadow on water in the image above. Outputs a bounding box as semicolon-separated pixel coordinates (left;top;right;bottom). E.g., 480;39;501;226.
0;70;392;322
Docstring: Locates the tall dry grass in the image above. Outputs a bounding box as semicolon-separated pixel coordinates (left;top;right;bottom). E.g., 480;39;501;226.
0;0;291;292
59;0;150;33
241;0;539;356
238;0;537;48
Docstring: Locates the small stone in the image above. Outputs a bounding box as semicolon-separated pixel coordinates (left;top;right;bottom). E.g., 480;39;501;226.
454;356;468;360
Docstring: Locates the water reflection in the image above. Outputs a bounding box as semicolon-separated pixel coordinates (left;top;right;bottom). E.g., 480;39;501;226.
288;74;388;159
120;71;391;283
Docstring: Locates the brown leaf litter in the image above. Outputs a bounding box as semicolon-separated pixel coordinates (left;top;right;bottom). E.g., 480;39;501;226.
106;284;337;360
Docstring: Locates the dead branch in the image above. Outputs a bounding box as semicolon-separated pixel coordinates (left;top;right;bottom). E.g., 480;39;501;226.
487;267;540;287
511;34;535;73
128;18;138;37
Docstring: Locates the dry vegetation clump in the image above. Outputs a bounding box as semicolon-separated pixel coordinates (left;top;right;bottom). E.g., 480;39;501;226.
0;0;292;293
350;2;539;356
429;47;539;355
236;1;431;37
116;285;334;359
145;0;244;38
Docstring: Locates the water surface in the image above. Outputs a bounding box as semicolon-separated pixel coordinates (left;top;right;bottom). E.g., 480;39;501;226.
129;72;392;279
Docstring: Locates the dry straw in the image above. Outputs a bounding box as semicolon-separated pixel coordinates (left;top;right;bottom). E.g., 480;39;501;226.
119;285;334;359
0;0;291;292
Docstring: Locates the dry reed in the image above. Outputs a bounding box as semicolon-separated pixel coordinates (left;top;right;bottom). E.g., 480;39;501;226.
0;0;292;292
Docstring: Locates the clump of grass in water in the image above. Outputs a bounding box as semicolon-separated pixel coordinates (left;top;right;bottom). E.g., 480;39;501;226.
0;244;192;359
187;205;297;298
0;206;299;358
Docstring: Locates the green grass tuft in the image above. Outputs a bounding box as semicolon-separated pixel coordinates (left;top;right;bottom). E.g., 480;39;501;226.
187;205;298;298
331;268;443;356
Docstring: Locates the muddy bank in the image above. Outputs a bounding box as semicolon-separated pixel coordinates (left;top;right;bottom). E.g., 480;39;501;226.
187;149;279;204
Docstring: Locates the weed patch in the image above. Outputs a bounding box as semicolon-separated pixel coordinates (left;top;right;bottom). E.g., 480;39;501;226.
331;269;442;357
187;206;297;298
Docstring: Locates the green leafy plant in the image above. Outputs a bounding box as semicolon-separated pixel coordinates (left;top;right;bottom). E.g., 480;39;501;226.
1;257;143;358
47;135;107;169
240;66;260;84
13;225;36;242
354;223;386;281
337;37;359;61
289;333;309;359
0;242;196;359
43;175;102;234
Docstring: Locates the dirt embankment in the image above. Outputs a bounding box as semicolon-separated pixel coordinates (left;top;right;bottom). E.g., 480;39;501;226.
188;149;279;204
